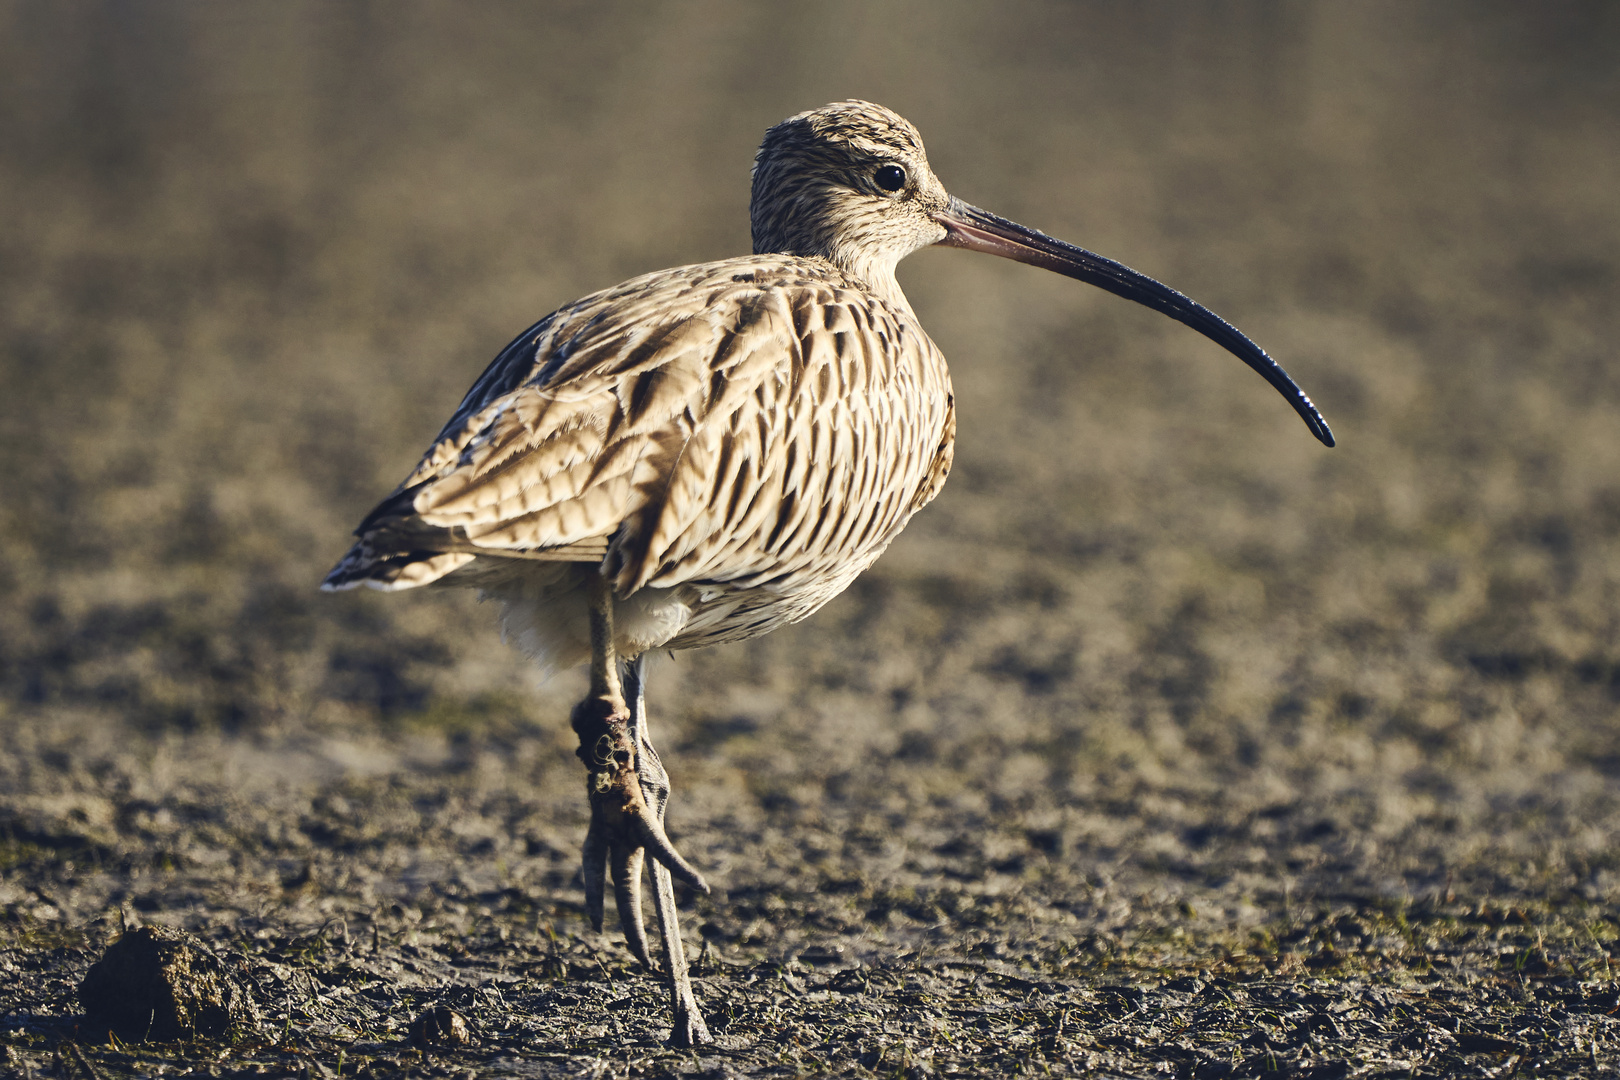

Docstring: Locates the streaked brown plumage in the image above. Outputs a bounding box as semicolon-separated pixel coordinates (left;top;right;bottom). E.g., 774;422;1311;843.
324;100;1331;1046
325;257;954;669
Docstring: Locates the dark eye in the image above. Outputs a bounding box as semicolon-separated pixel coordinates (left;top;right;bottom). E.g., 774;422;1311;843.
874;164;907;192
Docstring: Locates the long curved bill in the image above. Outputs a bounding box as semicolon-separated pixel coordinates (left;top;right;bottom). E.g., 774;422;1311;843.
933;197;1334;447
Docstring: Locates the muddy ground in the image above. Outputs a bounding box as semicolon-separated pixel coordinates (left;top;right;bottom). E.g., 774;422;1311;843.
3;3;1619;1077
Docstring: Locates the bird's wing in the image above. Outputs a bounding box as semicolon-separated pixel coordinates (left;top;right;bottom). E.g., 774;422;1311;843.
322;258;954;596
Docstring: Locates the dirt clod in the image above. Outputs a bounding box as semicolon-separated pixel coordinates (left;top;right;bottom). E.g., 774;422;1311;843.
408;1006;472;1050
77;925;259;1042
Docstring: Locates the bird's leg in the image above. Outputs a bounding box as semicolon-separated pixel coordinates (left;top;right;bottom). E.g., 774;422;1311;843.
570;575;709;962
614;654;656;968
571;573;635;942
623;653;712;1047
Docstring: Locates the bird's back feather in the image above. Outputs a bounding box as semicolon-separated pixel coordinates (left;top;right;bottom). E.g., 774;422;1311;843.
322;255;955;655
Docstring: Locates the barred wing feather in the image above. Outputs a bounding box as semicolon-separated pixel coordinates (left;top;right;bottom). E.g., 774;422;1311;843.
321;257;955;606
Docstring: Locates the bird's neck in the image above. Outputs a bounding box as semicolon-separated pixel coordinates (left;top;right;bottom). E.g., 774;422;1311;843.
828;249;916;320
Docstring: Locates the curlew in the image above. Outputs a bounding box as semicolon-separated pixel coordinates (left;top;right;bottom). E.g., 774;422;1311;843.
323;100;1332;1045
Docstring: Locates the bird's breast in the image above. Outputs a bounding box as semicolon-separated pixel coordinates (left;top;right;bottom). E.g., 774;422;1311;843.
612;270;956;601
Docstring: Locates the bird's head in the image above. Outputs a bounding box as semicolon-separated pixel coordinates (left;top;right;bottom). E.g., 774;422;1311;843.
751;100;1335;448
751;100;950;298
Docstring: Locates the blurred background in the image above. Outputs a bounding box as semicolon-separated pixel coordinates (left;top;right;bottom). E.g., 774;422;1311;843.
2;1;1617;902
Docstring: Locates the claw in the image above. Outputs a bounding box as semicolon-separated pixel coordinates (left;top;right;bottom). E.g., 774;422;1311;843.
628;805;709;893
612;845;653;968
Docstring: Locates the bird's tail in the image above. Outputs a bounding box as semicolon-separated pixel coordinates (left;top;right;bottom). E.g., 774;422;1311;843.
320;541;476;592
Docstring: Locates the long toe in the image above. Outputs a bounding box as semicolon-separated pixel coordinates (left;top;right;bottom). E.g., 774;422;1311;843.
628;804;709;893
581;821;611;932
611;845;654;968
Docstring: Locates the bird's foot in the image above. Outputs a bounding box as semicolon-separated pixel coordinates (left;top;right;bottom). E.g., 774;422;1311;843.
668;991;712;1048
570;694;708;957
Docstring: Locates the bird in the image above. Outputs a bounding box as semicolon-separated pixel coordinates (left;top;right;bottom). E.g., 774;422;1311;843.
322;100;1333;1046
